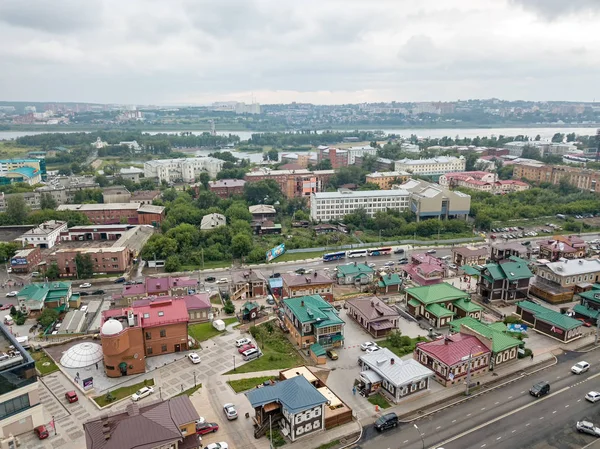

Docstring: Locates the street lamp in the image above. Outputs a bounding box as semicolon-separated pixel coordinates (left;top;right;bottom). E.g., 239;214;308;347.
465;344;483;396
233;355;236;372
413;423;425;449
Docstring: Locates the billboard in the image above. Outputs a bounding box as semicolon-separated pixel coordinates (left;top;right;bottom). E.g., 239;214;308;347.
10;258;27;266
507;323;528;333
266;244;285;262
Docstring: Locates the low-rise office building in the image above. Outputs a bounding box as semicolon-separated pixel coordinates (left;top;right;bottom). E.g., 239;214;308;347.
245;168;334;199
102;186;131;204
396;179;471;222
10;248;42;274
394;156;466;177
18;220;67;249
529;258;600;303
282;272;334;302
515;300;582;342
47;246;133;277
365;171;412;190
57;203;165;225
144;157;224;182
310;189;410;221
208;179;246;198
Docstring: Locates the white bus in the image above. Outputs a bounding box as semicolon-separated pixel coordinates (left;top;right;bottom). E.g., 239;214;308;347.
346;249;368;258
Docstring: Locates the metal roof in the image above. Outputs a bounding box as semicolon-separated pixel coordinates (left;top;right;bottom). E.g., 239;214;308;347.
245;375;327;415
359;348;433;387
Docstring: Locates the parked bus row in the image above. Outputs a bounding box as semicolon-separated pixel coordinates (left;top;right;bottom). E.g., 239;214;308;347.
322;247;393;262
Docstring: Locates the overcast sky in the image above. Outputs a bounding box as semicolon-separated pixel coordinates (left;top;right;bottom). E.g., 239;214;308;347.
1;0;599;105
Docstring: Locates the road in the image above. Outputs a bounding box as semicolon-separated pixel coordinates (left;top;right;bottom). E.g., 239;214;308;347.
356;349;600;449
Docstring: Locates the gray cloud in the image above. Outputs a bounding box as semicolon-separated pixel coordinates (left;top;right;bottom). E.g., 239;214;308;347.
509;0;600;20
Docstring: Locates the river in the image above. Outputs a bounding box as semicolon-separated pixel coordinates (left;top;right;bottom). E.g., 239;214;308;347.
0;126;598;143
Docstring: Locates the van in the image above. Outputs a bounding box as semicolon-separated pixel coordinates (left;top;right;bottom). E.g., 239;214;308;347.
529;381;550;398
374;412;398;431
242;348;261;361
3;316;13;326
31;272;40;277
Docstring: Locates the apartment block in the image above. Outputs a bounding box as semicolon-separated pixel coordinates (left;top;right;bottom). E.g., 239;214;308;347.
144;157;224;182
512;163;600;193
317;147;348;169
394;156;466;177
365;171;412;190
208;179;246;198
310;189;409;221
245;168;334;199
57;203;165;225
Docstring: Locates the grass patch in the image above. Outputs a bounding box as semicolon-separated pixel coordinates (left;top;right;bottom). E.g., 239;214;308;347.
367;393;391;409
31;350;59;376
266;429;286;447
227;376;277;393
189;317;239;342
176;383;202;397
210;294;223;305
316;440;340;449
94;378;155;407
377;334;429;358
225;322;304;374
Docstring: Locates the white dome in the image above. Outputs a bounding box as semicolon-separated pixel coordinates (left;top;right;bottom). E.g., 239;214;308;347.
101;319;124;336
60;342;103;368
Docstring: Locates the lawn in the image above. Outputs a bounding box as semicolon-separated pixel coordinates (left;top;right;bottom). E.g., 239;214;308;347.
377;335;429;358
31;350;59;376
225;322;305;374
94;378;155;407
367;393;391;409
175;383;202;398
227;376;277;393
188;317;239;342
210;294;223;305
316;440;340;449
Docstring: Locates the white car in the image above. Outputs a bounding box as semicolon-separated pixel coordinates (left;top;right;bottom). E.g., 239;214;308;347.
131;386;154;401
223;403;238;420
79;283;92;288
577;420;600;436
571;361;590;374
6;267;11;273
360;342;376;351
195;417;206;425
188;353;201;364
366;345;381;354
235;338;252;348
5;291;18;297
368;263;376;268
206;443;229;449
585;391;600;403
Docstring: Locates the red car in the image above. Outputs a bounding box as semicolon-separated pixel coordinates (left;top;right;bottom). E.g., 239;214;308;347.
238;343;256;354
65;391;78;403
577;318;592;328
196;422;219;435
0;304;12;311
34;425;49;440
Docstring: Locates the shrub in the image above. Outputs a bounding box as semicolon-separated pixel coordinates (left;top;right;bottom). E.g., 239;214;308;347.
504;315;521;325
223;300;235;314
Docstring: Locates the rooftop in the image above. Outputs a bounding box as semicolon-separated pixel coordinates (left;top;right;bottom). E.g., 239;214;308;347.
102;299;189;329
366;171;411;178
396;156;464;166
543;259;600;277
209;179;246;188
245;375;328;415
405;282;469;305
249;204;276;214
282;272;334;287
416;333;490;367
346;296;399;320
359;348;433;387
517;300;582;331
336;263;375;277
20;220;67;236
130;190;161;200
313;189;410;199
452;246;488;257
283;295;344;327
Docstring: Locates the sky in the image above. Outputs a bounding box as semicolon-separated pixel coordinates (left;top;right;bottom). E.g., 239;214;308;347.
1;0;600;105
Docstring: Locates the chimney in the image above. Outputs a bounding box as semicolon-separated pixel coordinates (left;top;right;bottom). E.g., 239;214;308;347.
126;402;140;417
390;358;395;365
444;336;449;345
371;300;374;307
301;300;305;307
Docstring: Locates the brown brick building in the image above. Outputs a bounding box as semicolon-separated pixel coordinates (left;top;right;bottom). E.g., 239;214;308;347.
245;168;334;199
209;179;246;198
10;247;42;273
57;203;165;225
47;246;133;276
100;299;189;377
513;163;600;193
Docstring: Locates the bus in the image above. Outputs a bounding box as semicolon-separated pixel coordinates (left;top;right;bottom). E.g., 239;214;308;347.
367;247;392;256
346;249;367;258
323;251;346;262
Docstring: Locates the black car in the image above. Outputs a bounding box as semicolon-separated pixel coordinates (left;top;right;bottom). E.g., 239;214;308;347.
529;381;550;398
398;258;409;264
78;292;89;296
393;248;405;254
271;273;281;278
114;277;126;283
295;268;306;274
91;290;105;295
204;276;216;283
374;412;398;431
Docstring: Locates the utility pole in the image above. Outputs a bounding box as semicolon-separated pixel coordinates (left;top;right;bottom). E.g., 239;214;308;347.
201;248;204;269
595;315;600;345
465;345;482;396
413;423;425;449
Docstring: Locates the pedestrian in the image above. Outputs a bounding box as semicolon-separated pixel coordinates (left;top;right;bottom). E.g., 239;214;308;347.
352;386;356;396
95;363;98;369
530;352;534;361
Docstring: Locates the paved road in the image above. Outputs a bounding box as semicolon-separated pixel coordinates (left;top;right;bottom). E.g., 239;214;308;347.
356;349;600;449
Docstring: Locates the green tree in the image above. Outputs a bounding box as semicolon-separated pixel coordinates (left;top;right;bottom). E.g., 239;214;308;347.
358;182;381;191
38;308;59;329
40;193;58;210
520;145;541;160
551;133;565;143
534;134;541;141
566;132;577;142
95;175;110;187
75;253;94;279
198;172;210;190
267;148;279;161
231;233;253;258
5;196;29;225
45;263;60;281
164;255;182;272
244;180;283;204
0;242;19;263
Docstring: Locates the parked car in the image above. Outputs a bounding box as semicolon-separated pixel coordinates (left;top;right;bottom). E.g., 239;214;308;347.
271;273;281;278
216;278;228;284
65;391;78;403
398;258;409;264
426;249;436;254
0;304;12;310
374;412;398;431
78;292;90;296
204;276;216;282
223;403;238;420
577;421;600;436
206;443;229;449
114;277;126;283
384;261;395;266
448;263;458;270
238;343;256;354
295;268;306;274
529;381;550;397
585;391;600;403
361;342;376;351
5;291;18;297
6;267;11;273
131;386;155;401
91;290;105;295
196;422;219;435
188;353;201;364
577;318;592;328
79;283;92;288
394;248;405;254
366;345;381;354
34;425;49;440
571;361;590;374
235;338;252;348
368;262;377;268
266;296;275;305
326;350;339;360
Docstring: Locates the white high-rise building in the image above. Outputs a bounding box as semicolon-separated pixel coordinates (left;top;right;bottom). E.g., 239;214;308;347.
310;189;410;222
144;157;224;183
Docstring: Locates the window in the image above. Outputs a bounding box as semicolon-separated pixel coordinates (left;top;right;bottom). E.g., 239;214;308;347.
161;345;168;352
160;329;166;338
145;332;151;340
106;365;115;370
147;347;153;355
0;394;30;419
143;313;150;319
158;311;164;317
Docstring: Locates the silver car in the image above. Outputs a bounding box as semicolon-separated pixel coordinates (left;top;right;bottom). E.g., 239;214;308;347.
576;420;600;436
223;403;238;420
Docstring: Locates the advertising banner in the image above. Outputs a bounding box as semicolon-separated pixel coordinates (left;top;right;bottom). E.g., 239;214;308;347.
266;244;285;262
507;323;528;333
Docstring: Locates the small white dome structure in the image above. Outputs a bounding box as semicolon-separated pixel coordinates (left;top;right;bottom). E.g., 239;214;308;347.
101;318;124;336
60;342;103;368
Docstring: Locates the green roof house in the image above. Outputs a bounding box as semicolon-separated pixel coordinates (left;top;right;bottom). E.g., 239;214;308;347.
336;263;374;286
377;273;403;294
575;290;600;323
478;261;533;302
516;300;582;343
282;295;345;350
405;282;482;328
17;282;71;314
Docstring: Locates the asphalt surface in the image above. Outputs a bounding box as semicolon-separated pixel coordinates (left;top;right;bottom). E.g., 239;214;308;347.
355;349;600;449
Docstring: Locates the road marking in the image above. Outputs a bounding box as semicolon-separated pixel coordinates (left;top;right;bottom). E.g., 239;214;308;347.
403;441;408;444
481;407;486;410
497;437;502;440
481;445;486;448
526;423;531;426
539;417;544;420
495;401;500;405
452;420;457;423
467;413;472;417
436;426;441;430
565;405;570;408
508;396;513;399
578;399;582;402
520;391;525;394
512;430;516;433
553;410;557;414
557;376;561;379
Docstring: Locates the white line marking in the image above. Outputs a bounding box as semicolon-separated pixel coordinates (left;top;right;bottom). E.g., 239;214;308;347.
495;402;500;405
578;399;582;402
553;411;557;414
481;445;486;448
508;396;513;399
467;413;472;417
452;420;457;423
497;437;502;440
540;417;544;420
512;430;516;433
481;407;486;410
520;391;525;394
526;423;531;426
403;441;408;444
566;405;570;408
436;426;441;430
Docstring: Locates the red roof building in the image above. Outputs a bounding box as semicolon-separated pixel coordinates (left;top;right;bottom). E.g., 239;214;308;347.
414;333;491;386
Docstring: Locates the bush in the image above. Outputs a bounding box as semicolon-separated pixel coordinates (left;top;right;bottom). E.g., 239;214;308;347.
164;255;182;273
504;315;521;325
518;348;532;359
223;300;235;314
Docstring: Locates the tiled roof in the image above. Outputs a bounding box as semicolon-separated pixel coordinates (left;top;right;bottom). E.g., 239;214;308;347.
359;348;433;387
461;322;520;353
573;304;599;319
517;300;582;330
425;303;455;318
417;333;491;367
406;282;468;305
245;375;327;415
17;284;49;303
453;298;483;313
284;295;344;327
